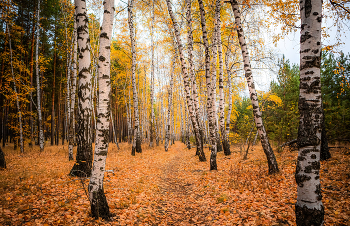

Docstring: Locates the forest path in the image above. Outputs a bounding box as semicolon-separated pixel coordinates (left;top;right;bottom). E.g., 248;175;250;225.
154;144;200;225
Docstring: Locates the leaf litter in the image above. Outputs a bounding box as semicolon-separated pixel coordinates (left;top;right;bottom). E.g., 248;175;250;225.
0;142;349;225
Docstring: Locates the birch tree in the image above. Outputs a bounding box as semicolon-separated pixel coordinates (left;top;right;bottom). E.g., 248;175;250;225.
295;0;324;224
166;0;206;162
68;20;77;161
70;0;93;177
88;0;114;219
128;0;142;155
216;1;229;155
186;0;205;157
198;0;218;169
229;0;279;174
149;0;155;148
223;35;233;156
36;0;44;152
165;55;174;152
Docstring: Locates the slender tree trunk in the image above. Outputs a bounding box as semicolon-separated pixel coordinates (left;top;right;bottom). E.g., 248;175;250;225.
70;0;93;177
320;103;331;160
223;36;232;155
0;147;5;169
149;0;155;148
68;20;77;161
110;109;119;149
216;2;229;155
186;0;205;155
56;75;61;145
295;0;324;224
229;0;278;174
128;0;142;155
29;20;36;148
89;0;114;219
35;0;44;152
7;24;24;154
167;0;206;161
198;0;217;169
165;57;174;152
51;24;57;146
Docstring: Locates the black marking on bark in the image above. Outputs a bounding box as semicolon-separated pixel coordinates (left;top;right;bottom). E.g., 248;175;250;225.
300;32;312;43
298;156;306;161
100;32;109;39
311;154;316;159
295;203;324;226
295;174;311;187
90;187;111;220
301;48;310;53
99;56;106;62
315;184;322;200
304;0;312;18
300;55;321;70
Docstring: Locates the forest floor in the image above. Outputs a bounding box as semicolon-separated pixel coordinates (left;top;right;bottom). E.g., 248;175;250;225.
0;141;350;225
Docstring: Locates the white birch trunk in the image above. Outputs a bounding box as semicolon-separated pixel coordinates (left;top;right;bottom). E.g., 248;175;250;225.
70;0;93;177
224;38;232;155
229;0;279;174
88;0;114;219
68;19;77;161
198;0;218;169
216;1;229;155
128;0;142;155
295;0;324;224
149;0;155;147
166;0;206;161
186;0;205;154
36;0;44;152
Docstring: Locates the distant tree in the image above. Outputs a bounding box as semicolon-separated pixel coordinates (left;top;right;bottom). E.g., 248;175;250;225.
0;147;5;169
321;51;350;143
269;57;300;144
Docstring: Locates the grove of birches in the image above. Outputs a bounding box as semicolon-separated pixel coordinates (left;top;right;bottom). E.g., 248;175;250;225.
0;0;349;225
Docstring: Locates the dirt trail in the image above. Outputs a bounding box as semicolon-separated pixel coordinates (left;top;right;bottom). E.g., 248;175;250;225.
153;145;209;225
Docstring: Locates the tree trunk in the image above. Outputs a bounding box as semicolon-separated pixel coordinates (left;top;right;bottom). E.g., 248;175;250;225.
68;19;77;161
0;147;5;169
223;35;232;155
36;0;44;152
167;0;206;162
70;0;93;177
216;3;229;155
198;0;217;169
128;0;142;155
165;56;174;152
320;104;331;160
7;24;24;154
88;0;114;219
295;0;324;224
185;0;205;157
51;33;56;146
149;0;155;148
229;0;278;174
